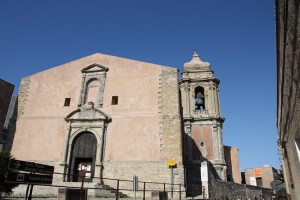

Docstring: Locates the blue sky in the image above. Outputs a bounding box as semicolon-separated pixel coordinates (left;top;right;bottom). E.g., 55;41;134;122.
0;1;278;171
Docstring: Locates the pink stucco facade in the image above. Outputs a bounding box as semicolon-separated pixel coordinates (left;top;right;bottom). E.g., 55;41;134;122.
245;165;280;189
191;126;214;161
7;52;244;198
11;53;178;162
224;146;241;183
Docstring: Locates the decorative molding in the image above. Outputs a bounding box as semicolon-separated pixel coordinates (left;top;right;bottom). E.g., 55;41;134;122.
62;64;112;180
78;63;109;108
81;63;109;73
65;106;111;122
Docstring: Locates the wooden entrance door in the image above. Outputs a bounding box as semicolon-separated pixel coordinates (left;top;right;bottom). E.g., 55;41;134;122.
69;132;96;182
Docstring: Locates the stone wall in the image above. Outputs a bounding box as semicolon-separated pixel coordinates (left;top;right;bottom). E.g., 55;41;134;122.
17;77;31;118
158;68;183;162
103;161;185;198
7;160;185;198
209;171;273;200
276;0;300;199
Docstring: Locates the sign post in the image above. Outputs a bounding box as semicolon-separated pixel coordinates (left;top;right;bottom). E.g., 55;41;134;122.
8;159;54;174
250;177;257;186
6;172;53;184
167;159;176;198
6;159;54;200
80;169;87;200
133;175;138;200
254;168;262;177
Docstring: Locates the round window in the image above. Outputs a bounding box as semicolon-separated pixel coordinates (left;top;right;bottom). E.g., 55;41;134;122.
200;141;205;148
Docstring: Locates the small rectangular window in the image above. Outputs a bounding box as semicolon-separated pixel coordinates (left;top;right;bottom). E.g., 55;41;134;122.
111;96;118;105
64;98;71;106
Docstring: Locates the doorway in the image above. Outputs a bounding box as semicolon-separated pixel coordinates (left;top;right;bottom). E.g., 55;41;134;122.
74;158;93;182
256;177;263;187
69;132;97;182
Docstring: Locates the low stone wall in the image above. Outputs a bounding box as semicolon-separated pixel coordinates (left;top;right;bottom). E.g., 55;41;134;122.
4;184;57;198
209;172;273;200
102;161;185;198
6;160;185;199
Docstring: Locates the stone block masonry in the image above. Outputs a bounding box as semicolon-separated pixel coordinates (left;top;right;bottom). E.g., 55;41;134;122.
158;68;183;163
103;161;185;198
7;160;185;199
17;77;31;118
209;171;273;200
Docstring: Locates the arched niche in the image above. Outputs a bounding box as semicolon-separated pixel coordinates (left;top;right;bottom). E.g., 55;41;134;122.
85;78;100;105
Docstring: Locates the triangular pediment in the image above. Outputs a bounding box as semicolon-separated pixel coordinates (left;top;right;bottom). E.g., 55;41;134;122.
65;107;111;122
81;63;109;73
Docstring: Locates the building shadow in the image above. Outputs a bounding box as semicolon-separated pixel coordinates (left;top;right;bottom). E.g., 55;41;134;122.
3;96;18;151
185;134;221;197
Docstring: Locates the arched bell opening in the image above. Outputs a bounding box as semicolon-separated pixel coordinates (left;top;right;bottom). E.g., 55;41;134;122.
68;131;97;182
195;86;205;110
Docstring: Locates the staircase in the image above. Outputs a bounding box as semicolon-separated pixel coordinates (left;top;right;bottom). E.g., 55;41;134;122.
56;182;124;199
93;183;124;198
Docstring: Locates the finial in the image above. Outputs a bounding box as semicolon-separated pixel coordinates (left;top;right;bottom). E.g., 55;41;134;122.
183;50;211;71
193;50;199;57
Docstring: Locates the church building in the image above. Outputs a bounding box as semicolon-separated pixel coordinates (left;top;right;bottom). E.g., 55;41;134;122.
6;51;239;198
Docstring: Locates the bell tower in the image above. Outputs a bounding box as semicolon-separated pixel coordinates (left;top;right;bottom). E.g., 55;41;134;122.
180;51;226;193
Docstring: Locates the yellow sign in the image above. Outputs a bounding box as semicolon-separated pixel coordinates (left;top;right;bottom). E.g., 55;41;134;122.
254;168;262;177
167;160;176;167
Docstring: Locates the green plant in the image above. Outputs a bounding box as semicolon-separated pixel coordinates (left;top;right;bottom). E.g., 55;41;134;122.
0;150;18;196
222;195;229;200
120;193;128;198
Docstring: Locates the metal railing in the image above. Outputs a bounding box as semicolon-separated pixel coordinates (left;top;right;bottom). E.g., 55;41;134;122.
100;177;183;200
9;170;184;200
